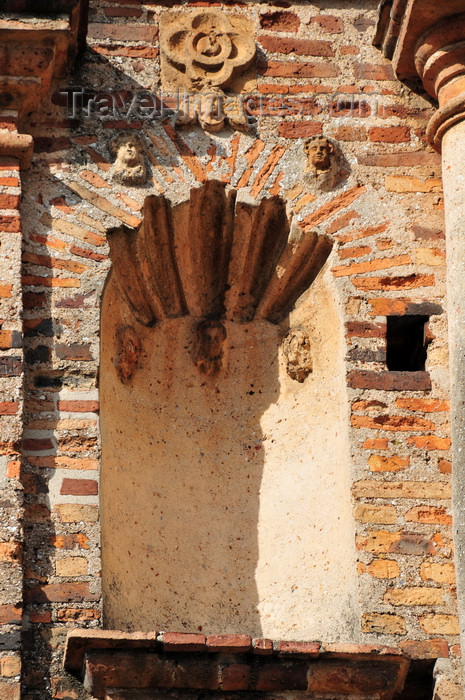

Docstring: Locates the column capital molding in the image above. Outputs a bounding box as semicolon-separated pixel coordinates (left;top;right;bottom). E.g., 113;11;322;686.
375;0;465;151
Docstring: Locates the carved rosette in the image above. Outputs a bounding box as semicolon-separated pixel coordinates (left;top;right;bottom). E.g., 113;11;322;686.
161;10;256;89
107;180;333;328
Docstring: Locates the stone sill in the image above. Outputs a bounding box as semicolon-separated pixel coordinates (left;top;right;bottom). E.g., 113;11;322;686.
64;630;410;700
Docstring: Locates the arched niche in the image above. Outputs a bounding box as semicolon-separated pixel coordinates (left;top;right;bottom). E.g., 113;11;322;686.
100;181;360;640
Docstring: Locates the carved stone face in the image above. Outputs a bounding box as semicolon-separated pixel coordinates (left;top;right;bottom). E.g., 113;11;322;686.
304;137;334;172
282;328;312;383
110;133;147;186
198;90;225;132
194;320;227;376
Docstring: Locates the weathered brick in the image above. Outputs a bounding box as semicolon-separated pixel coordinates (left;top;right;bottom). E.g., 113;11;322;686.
57;400;99;413
354;504;397;524
419;614;459;635
347;371;431;391
368;297;442;316
0;655;21;677
310;15;343;33
408;436;451;450
386;176;442;193
207;635;251;653
395;398;449;412
368;455;409;472
258;36;334;57
0;605;21;625
163;632;206;652
57;608;100;622
353;480;450;500
260;11;300;32
277;121;323;139
60;479;98;496
366;559;400;579
416;248;446;266
332;254;411;277
405;506;452;525
354;63;395;80
362;613;406;635
25;582;95;603
351;414;435;432
353;274;435;290
345;321;385;338
384;587;444;606
400;638;449;659
259;60;340;78
54;504;99;523
55;557;88;577
221;663;251;691
368;126;410;143
421;562;455;584
277;641;320;656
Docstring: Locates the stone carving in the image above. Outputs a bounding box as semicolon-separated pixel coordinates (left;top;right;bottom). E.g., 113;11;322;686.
115;326;141;383
303;136;349;191
110;133;147;186
194;320;227;376
175;87;249;133
161;10;256;90
107;181;333;327
282;328;312;382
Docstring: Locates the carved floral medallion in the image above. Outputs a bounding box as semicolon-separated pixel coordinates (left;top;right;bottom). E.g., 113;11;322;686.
160;10;256;90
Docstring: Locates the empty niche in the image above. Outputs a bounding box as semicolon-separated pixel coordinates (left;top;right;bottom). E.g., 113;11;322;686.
99;181;360;640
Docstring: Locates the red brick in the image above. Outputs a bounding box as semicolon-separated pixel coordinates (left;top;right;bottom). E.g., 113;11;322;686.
57;608;100;622
278;121;323;139
331;254;411;277
408;436;451;450
50;534;90;550
258;36;334;57
347;371;431;391
0;605;21;625
0;177;19;187
277;641;320;656
255;662;308;691
0;194;20;209
259;60;340;78
338;245;371;260
369;297;442;317
352;274;435;291
400;639;449;659
69;245;107;262
0;215;20;232
368;126;410;143
260;11;300;32
0;402;19;416
60;479;98;496
363;438;389;449
57;400;99;413
310;15;343;33
345;321;386;338
439;460;452;474
103;6;143;16
207;635;251;653
354;62;395;81
326;210;360;234
221;664;251;691
163;632;206;651
395;398;449;412
55;344;93;361
29;610;52;623
22;438;54;451
25;582;97;603
351;414;435;432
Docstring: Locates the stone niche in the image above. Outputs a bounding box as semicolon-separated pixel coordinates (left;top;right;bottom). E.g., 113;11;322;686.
99;181;359;641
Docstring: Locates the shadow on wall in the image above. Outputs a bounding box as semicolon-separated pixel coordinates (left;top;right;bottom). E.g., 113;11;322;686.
99;181;359;639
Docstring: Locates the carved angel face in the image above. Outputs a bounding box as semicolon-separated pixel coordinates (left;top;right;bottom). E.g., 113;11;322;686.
115;137;144;168
304;137;334;172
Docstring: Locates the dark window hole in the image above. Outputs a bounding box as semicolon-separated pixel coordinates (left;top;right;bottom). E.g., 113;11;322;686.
386;315;429;372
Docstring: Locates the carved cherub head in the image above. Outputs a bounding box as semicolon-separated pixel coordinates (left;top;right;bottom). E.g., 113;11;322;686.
282;327;312;383
110;132;147;186
304;135;335;174
194;319;227;376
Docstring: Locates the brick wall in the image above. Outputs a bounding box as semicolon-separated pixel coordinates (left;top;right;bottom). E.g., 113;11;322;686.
0;112;25;700
8;0;460;697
